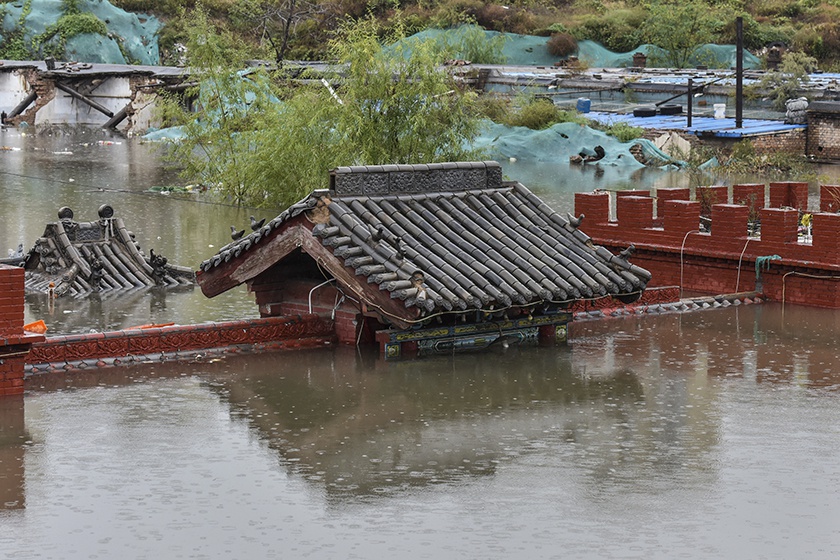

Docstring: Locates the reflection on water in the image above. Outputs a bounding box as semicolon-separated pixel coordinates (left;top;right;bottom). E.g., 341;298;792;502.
3;304;839;558
0;396;25;510
210;346;651;503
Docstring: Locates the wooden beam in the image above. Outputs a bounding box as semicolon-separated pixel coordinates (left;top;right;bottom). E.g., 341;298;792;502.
196;218;420;329
102;103;130;129
55;82;114;117
6;90;38;119
296;233;420;330
198;221;312;297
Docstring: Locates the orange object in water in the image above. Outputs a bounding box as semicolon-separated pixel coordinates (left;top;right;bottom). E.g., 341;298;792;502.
23;320;47;334
125;322;175;330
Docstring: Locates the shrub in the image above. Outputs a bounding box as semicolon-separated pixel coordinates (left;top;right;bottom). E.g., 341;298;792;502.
532;22;568;37
502;97;587;129
438;24;507;64
429;0;484;28
475;4;512;31
718;13;792;51
792;25;824;58
571;8;645;53
604;122;644;142
815;22;840;64
547;32;577;57
475;95;511;122
748;50;817;110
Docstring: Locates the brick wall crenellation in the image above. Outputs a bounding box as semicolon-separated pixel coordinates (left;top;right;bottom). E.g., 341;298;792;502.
576;183;840;307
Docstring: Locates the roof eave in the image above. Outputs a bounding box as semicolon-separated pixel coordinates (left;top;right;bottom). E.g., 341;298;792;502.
197;217;312;298
196;217;421;329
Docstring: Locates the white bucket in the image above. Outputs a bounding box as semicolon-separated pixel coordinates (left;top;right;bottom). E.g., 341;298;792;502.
714;103;726;119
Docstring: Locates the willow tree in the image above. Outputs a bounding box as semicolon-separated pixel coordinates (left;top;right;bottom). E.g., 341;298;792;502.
326;16;483;165
161;10;484;209
641;1;721;68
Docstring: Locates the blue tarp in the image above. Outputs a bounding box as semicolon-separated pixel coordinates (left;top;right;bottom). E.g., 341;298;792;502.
586;111;805;138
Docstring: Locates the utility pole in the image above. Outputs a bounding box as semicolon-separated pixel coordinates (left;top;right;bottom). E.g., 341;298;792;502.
687;78;693;128
736;16;743;128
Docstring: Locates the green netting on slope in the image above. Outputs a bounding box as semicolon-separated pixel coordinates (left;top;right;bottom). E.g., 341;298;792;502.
694;43;761;69
471;120;710;170
390;27;555;66
64;33;126;64
393;27;760;69
0;0;160;64
473;121;645;167
576;41;760;69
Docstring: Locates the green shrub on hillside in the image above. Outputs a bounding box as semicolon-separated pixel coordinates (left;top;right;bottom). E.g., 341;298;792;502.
547;32;577;57
571;8;645;53
602;122;644;143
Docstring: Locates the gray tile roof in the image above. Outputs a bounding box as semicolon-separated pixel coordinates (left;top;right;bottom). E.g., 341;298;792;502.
199;161;650;315
22;206;195;297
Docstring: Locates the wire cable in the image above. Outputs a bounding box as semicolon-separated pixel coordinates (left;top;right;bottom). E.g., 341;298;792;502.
0;168;262;210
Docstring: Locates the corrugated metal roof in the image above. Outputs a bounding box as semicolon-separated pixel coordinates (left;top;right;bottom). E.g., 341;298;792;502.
586;111;805;138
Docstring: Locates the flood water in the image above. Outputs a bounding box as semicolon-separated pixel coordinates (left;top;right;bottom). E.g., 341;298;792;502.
3;304;840;558
2;128;840;558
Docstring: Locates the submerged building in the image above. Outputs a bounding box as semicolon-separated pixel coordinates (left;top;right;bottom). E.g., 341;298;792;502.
196;161;651;358
9;205;195;297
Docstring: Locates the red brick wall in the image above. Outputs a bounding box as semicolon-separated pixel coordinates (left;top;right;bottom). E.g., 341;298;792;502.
575;186;840;308
821;185;840;212
655;188;690;220
0;265;44;396
0;266;24;336
696;185;728;216
254;278;382;345
732;183;766;214
769;182;808;210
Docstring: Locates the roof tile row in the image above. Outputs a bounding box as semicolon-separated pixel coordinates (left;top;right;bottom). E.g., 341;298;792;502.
199;162;650;316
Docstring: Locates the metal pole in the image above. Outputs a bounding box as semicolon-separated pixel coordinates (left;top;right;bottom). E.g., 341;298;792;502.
687;78;693;128
736;16;743;128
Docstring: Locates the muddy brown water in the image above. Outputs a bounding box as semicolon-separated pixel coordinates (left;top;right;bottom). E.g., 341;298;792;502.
1;129;840;558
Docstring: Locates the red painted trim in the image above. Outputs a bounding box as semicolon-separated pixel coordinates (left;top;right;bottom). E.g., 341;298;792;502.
26;314;337;371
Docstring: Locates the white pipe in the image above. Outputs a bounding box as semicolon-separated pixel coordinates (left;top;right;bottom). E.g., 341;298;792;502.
308;278;336;314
